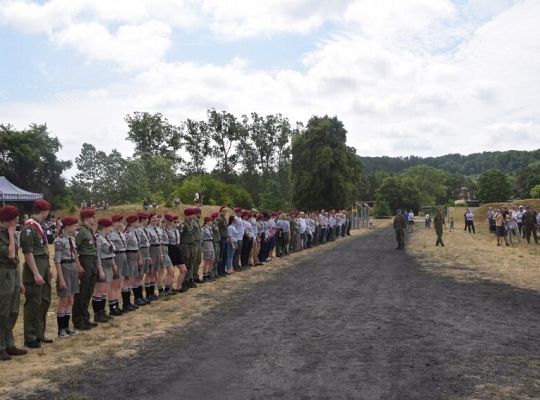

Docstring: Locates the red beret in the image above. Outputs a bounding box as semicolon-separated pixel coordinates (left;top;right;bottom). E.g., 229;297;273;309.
137;211;149;220
61;216;78;226
111;213;123;222
210;211;219;219
234;207;242;213
0;205;19;222
126;214;139;224
80;208;96;219
148;212;156;219
164;213;176;222
257;213;264;220
183;208;192;216
97;218;113;227
33;199;51;211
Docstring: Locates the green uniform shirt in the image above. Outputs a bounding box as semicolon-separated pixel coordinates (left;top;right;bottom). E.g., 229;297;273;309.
434;213;444;229
192;219;201;243
393;215;406;230
20;223;49;257
212;222;221;243
216;215;228;238
75;224;97;256
180;221;194;244
0;228;18;269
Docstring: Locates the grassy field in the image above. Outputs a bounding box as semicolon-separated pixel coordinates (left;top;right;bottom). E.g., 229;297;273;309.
1;221;374;398
408;200;540;293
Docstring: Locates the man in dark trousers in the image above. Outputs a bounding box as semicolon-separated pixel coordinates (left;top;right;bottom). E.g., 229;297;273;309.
73;209;99;330
434;208;446;247
393;209;406;250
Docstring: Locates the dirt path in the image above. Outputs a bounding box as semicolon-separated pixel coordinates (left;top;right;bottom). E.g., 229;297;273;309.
24;227;540;400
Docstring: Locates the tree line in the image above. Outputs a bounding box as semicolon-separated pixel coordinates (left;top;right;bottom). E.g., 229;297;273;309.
0;111;362;212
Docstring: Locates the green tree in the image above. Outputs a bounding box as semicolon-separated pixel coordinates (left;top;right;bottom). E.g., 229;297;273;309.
0;124;71;205
291;116;361;210
404;165;449;205
514;161;540;199
375;176;422;213
206;109;247;178
476;169;512;202
530;184;540;198
125;112;182;165
181;119;210;175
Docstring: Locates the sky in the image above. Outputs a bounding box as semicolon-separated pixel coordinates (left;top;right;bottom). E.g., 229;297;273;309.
1;0;539;174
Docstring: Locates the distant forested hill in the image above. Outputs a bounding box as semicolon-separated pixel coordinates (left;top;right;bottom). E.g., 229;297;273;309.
359;150;540;175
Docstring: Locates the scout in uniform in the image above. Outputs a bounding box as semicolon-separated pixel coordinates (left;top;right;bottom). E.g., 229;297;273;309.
21;199;53;348
434;208;446;247
210;211;221;279
73;208;99;330
136;212;152;304
191;208;203;284
93;218;116;323
124;214;144;308
54;216;84;337
393;209;406;250
180;208;196;289
146;213;163;300
165;214;187;293
0;206;27;360
160;214;175;295
108;214;127;316
201;217;215;282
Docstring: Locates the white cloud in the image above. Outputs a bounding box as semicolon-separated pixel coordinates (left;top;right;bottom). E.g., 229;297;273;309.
1;0;540;170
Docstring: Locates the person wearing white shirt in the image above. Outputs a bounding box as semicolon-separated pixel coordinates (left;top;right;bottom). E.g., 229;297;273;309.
298;212;307;249
232;207;244;271
240;212;253;268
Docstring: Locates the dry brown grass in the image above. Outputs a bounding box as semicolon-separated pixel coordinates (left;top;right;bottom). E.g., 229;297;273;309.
409;204;540;293
1;227;374;399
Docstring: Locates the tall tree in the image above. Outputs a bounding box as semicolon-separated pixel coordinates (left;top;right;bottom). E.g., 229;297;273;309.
206;109;247;178
181;119;210;175
125;112;182;165
375;176;422;213
0;124;71;204
291;116;361;210
477;169;512;202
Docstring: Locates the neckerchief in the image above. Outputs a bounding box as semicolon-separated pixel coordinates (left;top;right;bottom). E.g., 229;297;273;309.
25;218;47;243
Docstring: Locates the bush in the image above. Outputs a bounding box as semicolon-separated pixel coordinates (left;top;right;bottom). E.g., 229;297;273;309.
175;175;254;208
531;184;540;199
373;200;391;217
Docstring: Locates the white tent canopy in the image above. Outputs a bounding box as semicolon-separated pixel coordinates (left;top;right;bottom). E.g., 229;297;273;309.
0;176;43;203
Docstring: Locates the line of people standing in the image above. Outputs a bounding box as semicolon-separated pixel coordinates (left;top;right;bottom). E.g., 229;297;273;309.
0;202;354;360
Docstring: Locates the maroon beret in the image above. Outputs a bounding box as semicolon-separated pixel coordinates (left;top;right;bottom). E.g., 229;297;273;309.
0;205;19;222
137;211;149;221
234;207;242;213
111;213;123;222
183;208;192;216
126;214;139;224
80;208;96;219
61;216;78;226
164;213;176;222
210;211;219;219
97;218;113;228
33;199;51;211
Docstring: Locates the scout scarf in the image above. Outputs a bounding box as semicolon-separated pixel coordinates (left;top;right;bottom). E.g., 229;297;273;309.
25;218;47;244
